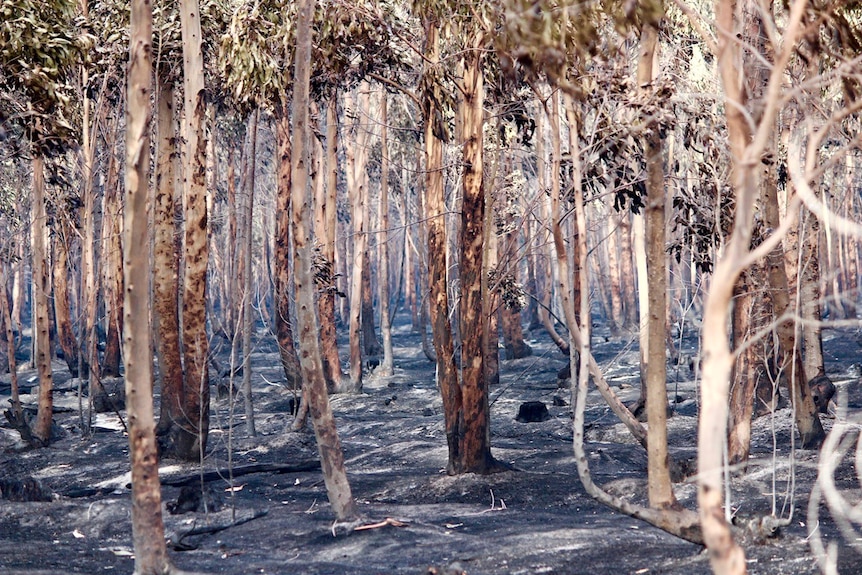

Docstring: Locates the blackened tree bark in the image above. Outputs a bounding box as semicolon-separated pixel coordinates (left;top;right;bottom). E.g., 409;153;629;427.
274;108;303;392
456;29;498;474
179;0;211;461
316;92;346;391
154;79;186;445
423;19;462;472
52;228;80;377
101;144;124;378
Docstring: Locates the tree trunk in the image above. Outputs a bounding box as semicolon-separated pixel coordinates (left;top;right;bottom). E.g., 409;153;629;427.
124;1;174;566
638;21;677;510
361;251;380;357
291;0;358;522
240;110;259;437
345;88;371;391
0;265;24;436
179;0;210;461
799;213;824;380
424;20;462;473
153;78;187;448
457;30;497;474
226;145;238;337
52;230;80;378
101;140;124;378
32;156;54;445
314;92;345;391
618;211;638;329
273;110;303;392
606;204;624;336
379;92;394;376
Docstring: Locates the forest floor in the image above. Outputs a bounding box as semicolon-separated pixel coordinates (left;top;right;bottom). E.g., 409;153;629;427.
1;313;862;575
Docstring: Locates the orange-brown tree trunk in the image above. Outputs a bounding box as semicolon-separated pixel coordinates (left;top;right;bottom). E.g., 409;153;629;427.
153;78;186;447
32;155;54;445
124;0;174;564
456;29;497;474
179;0;210;460
423;20;462;472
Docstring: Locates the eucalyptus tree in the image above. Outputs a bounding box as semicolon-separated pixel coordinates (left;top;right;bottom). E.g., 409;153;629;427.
500;0;701;541
0;0;91;445
122;0;177;569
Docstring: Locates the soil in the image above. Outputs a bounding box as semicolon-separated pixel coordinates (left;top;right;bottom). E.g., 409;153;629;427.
1;315;862;575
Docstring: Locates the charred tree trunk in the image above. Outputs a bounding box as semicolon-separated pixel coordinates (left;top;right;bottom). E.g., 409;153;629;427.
153;79;187;447
424;20;462;472
274;109;303;391
240;110;259;437
179;0;211;460
456;30;497;474
315;92;346;391
52;230;80;378
101;143;124;378
345;88;371;392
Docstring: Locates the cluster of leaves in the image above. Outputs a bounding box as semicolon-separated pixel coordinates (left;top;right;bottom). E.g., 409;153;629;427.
493;168;527;235
488;266;527;312
219;0;411;116
668;104;732;274
579;60;646;213
43;154;81;232
312;244;338;292
0;0;93;156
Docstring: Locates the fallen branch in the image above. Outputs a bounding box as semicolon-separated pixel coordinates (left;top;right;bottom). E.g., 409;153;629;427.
167;508;269;550
159;461;321;487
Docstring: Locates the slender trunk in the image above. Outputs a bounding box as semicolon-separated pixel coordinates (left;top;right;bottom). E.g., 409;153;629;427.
0;266;23;431
316;92;345;390
619;211;638;328
345;88;370;390
101;140;124;378
274;110;303;391
361;250;380;356
638;21;676;509
241;110;259;437
291;0;358;521
124;1;173;565
799;213;824;380
153;78;186;446
226;146;238;337
379;93;394;376
424;21;462;472
179;0;211;460
52;231;80;377
606;205;624;335
32;156;54;445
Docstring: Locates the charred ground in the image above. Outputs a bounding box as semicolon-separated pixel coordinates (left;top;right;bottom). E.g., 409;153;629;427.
1;316;861;574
